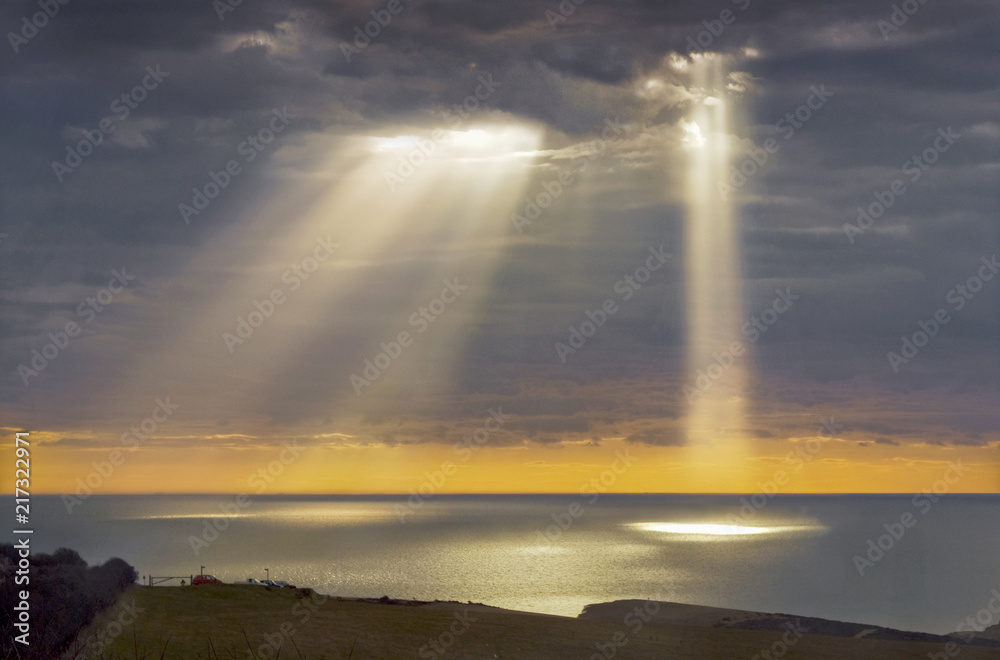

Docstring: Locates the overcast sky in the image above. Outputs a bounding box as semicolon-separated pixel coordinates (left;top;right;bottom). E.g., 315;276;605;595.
1;0;998;493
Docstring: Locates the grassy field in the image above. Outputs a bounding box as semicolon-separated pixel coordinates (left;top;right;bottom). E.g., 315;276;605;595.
65;585;1000;659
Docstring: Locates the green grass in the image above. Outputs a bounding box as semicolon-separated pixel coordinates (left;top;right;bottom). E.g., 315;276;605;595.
64;585;1000;659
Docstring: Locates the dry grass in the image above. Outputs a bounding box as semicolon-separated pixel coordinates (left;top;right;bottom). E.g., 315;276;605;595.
64;585;1000;659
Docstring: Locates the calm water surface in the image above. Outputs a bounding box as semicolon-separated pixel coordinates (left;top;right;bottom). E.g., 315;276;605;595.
18;494;1000;634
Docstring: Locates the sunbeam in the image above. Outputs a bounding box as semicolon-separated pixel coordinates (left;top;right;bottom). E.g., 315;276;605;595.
683;54;750;485
95;120;544;450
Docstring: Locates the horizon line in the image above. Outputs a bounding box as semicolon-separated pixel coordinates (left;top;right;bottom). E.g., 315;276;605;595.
15;491;1000;497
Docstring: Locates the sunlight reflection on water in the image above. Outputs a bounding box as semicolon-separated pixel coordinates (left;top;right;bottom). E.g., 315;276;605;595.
627;520;828;539
29;494;1000;633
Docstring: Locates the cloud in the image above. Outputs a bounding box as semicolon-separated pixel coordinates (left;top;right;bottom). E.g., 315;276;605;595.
0;0;996;472
625;428;687;447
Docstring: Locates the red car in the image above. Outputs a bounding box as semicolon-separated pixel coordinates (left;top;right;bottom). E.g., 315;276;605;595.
192;574;222;585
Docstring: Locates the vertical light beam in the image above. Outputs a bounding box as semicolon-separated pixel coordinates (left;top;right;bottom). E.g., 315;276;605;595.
684;55;750;486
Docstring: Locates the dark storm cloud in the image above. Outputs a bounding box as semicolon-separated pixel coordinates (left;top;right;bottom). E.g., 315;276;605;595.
0;0;997;449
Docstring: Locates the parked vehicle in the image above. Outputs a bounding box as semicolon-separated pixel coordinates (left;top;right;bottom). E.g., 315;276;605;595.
260;579;277;587
234;578;267;586
192;574;222;585
272;580;296;588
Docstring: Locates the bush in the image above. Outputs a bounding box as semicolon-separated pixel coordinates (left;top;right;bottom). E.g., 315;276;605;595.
0;545;137;659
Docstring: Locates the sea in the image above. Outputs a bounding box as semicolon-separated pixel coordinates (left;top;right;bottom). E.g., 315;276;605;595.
14;493;1000;635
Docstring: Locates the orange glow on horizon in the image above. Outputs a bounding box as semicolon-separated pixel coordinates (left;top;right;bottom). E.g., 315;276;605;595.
9;432;998;495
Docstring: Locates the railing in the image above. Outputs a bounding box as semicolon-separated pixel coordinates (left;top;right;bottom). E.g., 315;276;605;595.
146;575;194;586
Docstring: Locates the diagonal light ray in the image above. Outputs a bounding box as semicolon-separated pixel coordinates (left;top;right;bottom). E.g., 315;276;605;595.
93;123;544;440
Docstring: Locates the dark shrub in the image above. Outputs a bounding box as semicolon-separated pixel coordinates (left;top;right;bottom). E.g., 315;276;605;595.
0;545;137;659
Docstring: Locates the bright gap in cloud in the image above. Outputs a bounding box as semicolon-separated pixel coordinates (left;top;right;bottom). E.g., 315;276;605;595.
370;125;542;161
